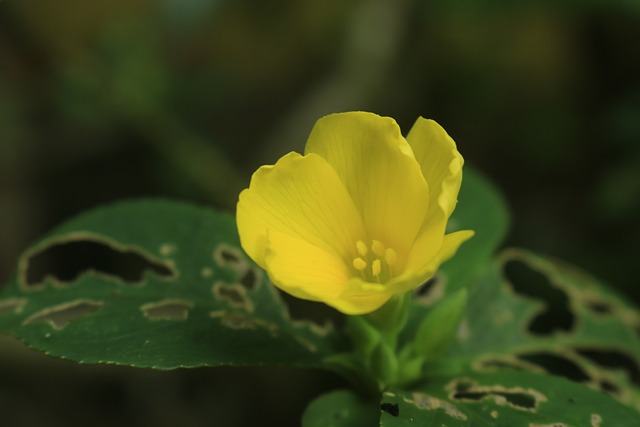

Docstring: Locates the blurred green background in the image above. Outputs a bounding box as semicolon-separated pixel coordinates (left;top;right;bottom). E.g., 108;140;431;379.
1;0;639;425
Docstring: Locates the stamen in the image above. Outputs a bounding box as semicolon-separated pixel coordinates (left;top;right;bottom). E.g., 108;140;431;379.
351;239;398;282
356;240;368;257
353;257;367;271
385;248;397;266
371;240;385;257
372;259;382;277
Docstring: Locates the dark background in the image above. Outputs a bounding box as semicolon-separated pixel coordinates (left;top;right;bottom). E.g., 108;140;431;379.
1;1;639;425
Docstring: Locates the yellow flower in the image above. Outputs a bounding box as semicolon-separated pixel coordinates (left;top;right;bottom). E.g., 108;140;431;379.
236;112;474;315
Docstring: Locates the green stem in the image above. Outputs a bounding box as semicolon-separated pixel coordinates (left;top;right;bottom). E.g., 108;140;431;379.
341;293;413;391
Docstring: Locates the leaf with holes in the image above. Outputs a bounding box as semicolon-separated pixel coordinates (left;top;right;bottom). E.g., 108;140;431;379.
0;200;345;369
427;248;640;411
381;370;640;426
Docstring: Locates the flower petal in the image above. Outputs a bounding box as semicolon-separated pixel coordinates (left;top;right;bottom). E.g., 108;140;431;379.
406;118;463;222
263;230;351;302
305;112;429;260
338;230;474;313
264;231;390;315
401;229;475;293
405;221;446;274
237;152;365;268
333;279;392;315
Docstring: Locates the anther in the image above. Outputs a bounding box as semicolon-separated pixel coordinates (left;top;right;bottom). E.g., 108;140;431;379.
353;257;367;271
385;248;397;266
371;240;385;257
372;259;382;277
356;240;368;257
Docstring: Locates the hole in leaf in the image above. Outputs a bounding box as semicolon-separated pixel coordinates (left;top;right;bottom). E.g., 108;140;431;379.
517;352;591;382
413;273;445;306
591;414;603;427
141;300;193;320
214;245;247;270
213;245;261;291
503;260;574;335
600;379;621;394
586;301;611;315
452;390;536;410
404;393;468;420
416;275;440;297
209;310;279;335
23;300;103;329
576;348;640;386
239;268;261;290
475;357;545;374
479;360;527;371
278;290;341;327
380;403;399;417
24;239;174;287
219;247;241;263
212;282;254;312
0;298;28;315
449;379;545;411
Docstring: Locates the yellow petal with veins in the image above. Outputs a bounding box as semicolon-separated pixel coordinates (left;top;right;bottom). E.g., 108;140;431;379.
237;152;365;269
263;230;350;302
407;118;464;223
306;112;429;260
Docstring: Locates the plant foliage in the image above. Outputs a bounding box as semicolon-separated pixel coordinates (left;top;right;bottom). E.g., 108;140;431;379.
1;169;639;425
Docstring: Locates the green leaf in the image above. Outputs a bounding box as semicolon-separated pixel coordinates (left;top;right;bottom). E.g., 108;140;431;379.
302;389;379;427
381;246;640;424
436;248;640;410
443;166;511;290
381;370;640;426
0;199;345;369
414;288;467;361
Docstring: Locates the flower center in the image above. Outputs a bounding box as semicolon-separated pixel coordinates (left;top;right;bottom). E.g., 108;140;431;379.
351;239;397;283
